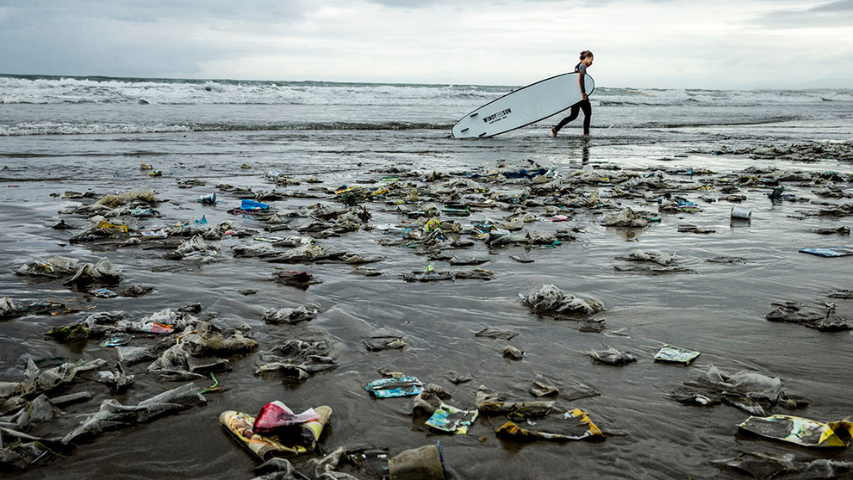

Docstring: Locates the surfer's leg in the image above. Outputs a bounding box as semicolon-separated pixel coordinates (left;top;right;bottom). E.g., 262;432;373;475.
580;100;591;136
553;104;581;134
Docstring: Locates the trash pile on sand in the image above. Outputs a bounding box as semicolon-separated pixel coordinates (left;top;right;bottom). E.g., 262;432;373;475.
3;141;853;477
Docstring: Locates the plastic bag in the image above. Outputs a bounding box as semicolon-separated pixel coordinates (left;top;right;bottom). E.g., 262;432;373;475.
252;401;321;434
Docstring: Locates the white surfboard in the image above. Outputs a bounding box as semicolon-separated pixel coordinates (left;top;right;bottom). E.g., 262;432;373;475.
452;72;594;138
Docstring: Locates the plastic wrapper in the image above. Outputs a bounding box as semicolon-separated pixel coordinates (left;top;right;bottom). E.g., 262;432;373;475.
520;284;603;315
252;401;321;434
426;404;478;434
738;415;853;448
654;345;700;365
496;408;604;442
366;376;424;398
219;405;331;460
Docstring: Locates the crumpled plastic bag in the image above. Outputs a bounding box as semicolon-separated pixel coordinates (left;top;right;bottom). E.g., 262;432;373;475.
95;190;159;208
412;384;452;415
588;347;638;366
277;244;329;262
22;358;107;397
485;230;531;246
176;234;221;258
601;208;649;228
262;305;319;325
0;297;25;318
713;451;853;480
703;365;783;403
626;249;675;266
62;382;206;444
254;340;337;380
520;284;604;316
16;256;79;278
475;385;555;416
0;394;63;430
180;322;259;357
65;258;121;286
252;401;321;434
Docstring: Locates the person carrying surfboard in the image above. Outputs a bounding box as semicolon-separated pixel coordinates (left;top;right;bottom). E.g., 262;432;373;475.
551;51;594;138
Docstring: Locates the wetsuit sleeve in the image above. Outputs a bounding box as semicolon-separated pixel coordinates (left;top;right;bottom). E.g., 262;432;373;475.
577;64;587;95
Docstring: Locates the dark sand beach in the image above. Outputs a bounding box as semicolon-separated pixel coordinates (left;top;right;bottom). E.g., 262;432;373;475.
2;76;853;479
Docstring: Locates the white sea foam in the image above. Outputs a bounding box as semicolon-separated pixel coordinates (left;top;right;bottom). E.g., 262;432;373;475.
0;75;499;106
0;121;194;136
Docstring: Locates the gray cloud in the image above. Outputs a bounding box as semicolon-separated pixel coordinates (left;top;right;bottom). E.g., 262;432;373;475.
751;0;853;27
366;0;441;6
0;0;322;77
812;0;853;11
0;0;317;24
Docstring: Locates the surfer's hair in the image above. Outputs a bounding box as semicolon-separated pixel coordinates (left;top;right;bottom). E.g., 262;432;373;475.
580;50;593;60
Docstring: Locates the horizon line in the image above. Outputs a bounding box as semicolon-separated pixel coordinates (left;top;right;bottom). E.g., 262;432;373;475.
2;72;852;92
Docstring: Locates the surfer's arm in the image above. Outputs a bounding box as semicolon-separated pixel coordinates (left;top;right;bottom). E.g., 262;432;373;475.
577;64;588;99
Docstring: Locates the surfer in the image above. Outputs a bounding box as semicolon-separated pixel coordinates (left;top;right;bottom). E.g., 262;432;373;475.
551;50;594;138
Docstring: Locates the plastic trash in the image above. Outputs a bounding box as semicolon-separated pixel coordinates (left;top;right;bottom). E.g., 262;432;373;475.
654;345;700;365
426;404;478;434
219;405;331;460
364;336;406;351
496;408;604;442
441;203;470;216
520;284;604;316
99;336;130;347
96;220;129;233
198;192;216;205
503;346;524;360
91;288;118;298
388;443;447;480
738;415;853;448
262;305;318;325
731;206;752;219
366;376;424;398
241;199;269;210
588;347;638;366
475;385;556;416
529;375;559;398
799;246;853;257
475;328;519;340
62;381;209;445
1;297;25;319
252;401;322;434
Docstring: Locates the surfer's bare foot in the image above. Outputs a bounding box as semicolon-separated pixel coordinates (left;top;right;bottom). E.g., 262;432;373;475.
550;127;557;138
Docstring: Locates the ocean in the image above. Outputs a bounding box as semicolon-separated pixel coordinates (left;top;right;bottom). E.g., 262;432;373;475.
1;74;853;479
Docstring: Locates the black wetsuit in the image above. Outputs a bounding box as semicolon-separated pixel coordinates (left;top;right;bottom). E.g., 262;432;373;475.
554;62;591;135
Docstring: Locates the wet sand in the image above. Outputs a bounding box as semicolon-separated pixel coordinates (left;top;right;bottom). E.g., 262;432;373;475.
1;129;853;480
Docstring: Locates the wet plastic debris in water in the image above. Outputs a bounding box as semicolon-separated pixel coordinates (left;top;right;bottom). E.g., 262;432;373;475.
588;347;638;366
503;346;524;360
219;405;331;460
799;246;853;257
737;415;853;448
387;442;447;480
520;284;604;316
425;404;478;434
654;345;700;365
496;408;604;442
366;376;424;398
528;374;559;398
252;401;322;434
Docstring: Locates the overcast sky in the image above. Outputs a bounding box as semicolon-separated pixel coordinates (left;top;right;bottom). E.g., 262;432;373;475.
1;0;852;89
